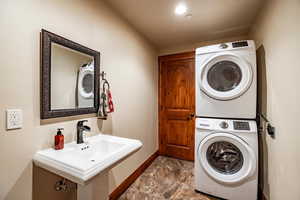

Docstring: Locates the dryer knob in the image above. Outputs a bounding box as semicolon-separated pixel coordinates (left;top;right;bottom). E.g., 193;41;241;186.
220;121;229;129
219;43;228;49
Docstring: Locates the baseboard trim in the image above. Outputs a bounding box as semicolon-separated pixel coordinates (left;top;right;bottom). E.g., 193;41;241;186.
109;150;159;200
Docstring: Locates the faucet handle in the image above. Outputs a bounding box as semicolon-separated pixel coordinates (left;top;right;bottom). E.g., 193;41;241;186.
83;125;91;131
77;120;88;126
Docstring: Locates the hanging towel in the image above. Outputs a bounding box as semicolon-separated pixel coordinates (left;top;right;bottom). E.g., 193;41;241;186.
98;89;107;118
107;89;114;113
98;80;114;118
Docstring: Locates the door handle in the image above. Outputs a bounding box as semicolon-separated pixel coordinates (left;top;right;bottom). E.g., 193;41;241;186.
187;113;195;120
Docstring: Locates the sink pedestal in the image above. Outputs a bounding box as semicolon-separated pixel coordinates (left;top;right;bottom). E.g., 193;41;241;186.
77;171;109;200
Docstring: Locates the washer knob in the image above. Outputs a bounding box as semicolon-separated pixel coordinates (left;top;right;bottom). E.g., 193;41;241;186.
220;121;229;129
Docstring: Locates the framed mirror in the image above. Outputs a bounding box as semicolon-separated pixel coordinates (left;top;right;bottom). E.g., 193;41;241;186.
40;29;100;119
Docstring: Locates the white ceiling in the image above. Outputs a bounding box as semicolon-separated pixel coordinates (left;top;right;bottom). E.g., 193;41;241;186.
104;0;264;50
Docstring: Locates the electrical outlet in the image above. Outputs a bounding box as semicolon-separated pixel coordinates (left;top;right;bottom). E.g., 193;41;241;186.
6;109;23;130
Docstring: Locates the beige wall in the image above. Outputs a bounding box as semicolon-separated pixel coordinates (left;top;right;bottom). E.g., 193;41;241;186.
250;0;300;199
0;0;158;200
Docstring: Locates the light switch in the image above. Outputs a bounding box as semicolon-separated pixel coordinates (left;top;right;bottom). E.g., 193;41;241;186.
6;109;23;130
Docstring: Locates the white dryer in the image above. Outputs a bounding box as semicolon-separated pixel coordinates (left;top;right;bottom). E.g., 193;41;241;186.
196;40;257;119
195;118;258;200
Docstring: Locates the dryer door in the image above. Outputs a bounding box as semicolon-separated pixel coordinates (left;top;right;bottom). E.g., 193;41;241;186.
79;70;94;99
200;53;253;100
198;132;256;184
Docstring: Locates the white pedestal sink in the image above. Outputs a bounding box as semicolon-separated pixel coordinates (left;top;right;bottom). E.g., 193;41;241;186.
33;134;142;200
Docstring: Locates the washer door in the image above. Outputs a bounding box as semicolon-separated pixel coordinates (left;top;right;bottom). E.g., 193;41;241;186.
198;132;256;184
200;53;253;100
79;70;94;99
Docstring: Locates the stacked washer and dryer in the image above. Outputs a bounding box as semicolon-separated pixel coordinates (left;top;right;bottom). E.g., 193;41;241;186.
194;40;258;200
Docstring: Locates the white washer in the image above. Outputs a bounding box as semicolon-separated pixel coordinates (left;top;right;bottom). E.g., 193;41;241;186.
196;40;257;119
77;61;94;108
195;118;258;200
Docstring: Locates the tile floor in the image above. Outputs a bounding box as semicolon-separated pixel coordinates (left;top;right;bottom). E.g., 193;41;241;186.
118;156;220;200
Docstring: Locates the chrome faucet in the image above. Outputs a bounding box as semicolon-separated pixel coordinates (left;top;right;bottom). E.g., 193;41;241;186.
77;120;91;144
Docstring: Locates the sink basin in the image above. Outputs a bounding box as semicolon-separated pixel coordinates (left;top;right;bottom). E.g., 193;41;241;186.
33;134;142;185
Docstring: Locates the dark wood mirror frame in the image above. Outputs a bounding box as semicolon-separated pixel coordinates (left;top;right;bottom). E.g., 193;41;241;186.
40;29;100;119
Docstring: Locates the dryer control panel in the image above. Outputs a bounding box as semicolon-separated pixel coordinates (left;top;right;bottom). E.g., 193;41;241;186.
196;40;255;55
232;41;248;48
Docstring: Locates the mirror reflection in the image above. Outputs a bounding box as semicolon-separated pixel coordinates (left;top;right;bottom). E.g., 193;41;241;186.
51;43;95;110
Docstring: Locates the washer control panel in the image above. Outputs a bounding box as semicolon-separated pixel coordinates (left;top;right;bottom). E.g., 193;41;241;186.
196;118;256;132
233;121;250;131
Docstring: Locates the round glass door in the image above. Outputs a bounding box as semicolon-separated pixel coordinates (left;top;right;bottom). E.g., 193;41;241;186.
207;61;242;92
79;71;94;99
82;73;94;94
206;141;244;175
198;132;256;184
200;53;253;100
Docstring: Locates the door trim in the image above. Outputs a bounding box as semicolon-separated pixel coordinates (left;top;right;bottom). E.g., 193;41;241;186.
158;51;195;160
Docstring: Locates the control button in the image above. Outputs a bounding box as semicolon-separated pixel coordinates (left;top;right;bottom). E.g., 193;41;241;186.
220;121;229;129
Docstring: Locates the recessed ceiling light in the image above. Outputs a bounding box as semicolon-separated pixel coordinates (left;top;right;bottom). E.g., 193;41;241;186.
175;3;187;15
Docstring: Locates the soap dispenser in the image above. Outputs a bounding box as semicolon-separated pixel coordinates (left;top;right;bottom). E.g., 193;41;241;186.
55;128;64;150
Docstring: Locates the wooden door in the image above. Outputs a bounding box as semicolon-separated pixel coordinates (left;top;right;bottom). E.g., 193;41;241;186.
159;52;195;161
